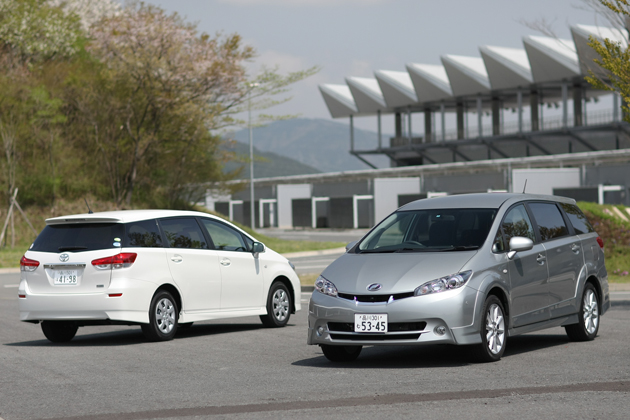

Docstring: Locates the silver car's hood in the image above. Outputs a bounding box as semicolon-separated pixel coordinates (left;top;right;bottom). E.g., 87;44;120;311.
322;251;477;294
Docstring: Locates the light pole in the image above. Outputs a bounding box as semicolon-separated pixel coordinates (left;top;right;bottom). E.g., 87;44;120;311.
248;83;259;230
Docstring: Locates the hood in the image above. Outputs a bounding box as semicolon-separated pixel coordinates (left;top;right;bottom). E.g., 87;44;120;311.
321;251;477;294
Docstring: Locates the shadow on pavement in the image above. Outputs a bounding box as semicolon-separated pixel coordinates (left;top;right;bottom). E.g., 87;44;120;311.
293;333;572;368
4;322;266;347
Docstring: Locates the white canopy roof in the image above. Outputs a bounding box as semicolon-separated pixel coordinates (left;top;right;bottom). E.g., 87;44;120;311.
571;24;628;79
523;36;580;83
441;55;491;96
346;77;389;114
319;84;357;118
406;63;453;103
480;46;533;90
374;70;418;108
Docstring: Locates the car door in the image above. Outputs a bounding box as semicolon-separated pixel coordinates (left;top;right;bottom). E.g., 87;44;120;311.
159;217;221;312
528;202;582;319
500;204;550;327
198;218;264;310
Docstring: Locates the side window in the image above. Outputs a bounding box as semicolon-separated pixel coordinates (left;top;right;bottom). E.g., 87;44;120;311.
560;203;595;235
500;204;536;249
528;202;569;241
199;219;249;252
124;220;163;248
159;218;208;249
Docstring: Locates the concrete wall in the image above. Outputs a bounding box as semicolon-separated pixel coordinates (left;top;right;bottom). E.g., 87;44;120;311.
512;168;580;195
277;184;312;228
373;178;420;223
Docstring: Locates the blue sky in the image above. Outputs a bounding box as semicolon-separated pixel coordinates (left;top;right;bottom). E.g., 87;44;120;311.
141;0;610;133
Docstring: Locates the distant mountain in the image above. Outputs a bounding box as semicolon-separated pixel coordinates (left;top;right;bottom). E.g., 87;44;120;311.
222;140;321;179
227;118;391;173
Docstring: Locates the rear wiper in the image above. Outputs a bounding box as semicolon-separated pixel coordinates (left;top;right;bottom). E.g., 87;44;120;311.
439;246;479;252
58;246;88;252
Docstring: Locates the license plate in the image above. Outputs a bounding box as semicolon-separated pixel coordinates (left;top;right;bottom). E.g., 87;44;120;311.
54;270;78;285
354;314;388;333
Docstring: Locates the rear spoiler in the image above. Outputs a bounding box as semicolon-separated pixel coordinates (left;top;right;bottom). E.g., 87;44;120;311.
46;216;122;225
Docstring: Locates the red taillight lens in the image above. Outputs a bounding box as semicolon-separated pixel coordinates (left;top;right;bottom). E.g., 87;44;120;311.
596;237;604;249
20;255;40;272
91;253;137;270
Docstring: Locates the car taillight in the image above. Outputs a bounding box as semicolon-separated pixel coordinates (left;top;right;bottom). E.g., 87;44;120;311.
20;255;39;272
92;253;137;270
596;237;604;249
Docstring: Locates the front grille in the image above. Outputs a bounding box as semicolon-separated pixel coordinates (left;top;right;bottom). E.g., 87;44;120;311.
329;333;421;341
328;321;427;332
338;292;415;303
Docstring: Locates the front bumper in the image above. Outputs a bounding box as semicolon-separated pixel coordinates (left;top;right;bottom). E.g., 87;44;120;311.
307;285;483;346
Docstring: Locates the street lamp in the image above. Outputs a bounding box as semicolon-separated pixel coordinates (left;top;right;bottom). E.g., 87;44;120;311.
248;83;259;230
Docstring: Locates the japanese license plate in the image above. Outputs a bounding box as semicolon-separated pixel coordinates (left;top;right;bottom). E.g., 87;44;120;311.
54;270;78;285
354;314;388;333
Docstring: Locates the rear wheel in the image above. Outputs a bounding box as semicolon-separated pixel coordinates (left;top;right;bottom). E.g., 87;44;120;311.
260;282;292;328
565;283;599;341
475;295;506;362
41;321;78;343
321;344;362;362
141;291;178;342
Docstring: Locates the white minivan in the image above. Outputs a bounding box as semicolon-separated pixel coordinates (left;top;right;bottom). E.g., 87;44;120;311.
18;210;301;342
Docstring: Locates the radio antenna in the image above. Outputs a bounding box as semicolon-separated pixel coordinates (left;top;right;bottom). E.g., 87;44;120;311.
84;198;93;214
522;180;528;194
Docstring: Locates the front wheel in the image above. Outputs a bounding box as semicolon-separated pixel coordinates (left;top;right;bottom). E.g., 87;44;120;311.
41;321;78;343
141;290;178;342
260;282;292;328
475;295;506;362
321;345;362;362
565;283;599;341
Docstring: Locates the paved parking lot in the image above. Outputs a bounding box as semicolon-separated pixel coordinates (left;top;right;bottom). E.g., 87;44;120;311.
1;270;629;420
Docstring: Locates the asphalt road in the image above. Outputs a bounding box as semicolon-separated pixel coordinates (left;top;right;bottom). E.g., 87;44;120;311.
1;272;629;420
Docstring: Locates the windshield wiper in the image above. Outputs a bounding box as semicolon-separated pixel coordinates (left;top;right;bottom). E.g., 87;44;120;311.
58;246;88;252
358;249;398;254
439;246;479;252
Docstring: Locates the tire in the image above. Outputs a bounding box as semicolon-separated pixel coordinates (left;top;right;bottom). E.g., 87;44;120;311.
475;295;507;362
41;321;78;343
260;282;292;328
321;344;362;362
565;283;600;342
141;290;178;342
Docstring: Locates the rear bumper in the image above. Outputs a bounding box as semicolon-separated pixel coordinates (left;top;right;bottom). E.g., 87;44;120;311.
18;278;154;324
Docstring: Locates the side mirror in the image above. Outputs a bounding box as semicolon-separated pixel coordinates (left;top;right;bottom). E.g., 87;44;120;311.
252;241;265;257
346;241;358;252
507;236;533;260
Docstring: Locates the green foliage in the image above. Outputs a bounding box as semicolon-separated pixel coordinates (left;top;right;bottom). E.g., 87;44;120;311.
0;0;317;210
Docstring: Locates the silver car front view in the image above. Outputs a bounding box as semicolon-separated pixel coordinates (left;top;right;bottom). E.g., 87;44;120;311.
307;193;609;362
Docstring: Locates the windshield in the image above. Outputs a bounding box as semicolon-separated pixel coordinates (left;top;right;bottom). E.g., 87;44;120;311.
30;223;125;253
357;208;496;253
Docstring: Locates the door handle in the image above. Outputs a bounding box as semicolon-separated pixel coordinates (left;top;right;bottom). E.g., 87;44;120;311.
171;255;183;263
571;244;581;254
536;254;546;265
220;258;231;267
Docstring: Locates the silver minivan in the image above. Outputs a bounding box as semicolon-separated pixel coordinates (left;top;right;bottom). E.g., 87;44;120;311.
307;193;609;362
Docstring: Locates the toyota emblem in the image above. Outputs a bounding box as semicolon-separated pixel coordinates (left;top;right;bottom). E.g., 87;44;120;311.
367;283;382;292
59;253;69;262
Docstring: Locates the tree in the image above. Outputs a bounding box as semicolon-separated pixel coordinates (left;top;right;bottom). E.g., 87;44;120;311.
582;1;630;121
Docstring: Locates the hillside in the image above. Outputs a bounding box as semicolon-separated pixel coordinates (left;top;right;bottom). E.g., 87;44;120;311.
226;118;391;173
221;140;320;179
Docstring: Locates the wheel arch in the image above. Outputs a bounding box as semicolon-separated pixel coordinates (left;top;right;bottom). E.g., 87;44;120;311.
584;275;602;307
154;284;183;313
270;275;296;314
485;286;510;329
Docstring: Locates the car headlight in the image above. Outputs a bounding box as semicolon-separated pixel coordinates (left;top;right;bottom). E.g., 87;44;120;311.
314;275;338;297
414;271;473;296
288;260;296;271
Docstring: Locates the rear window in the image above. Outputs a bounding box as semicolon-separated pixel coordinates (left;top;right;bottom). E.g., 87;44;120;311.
30;223;125;253
560;203;595;235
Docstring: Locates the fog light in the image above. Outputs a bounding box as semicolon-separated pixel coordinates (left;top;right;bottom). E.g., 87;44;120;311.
316;326;325;337
434;326;447;336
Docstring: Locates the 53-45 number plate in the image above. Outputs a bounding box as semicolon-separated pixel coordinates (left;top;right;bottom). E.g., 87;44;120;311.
354;314;388;333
